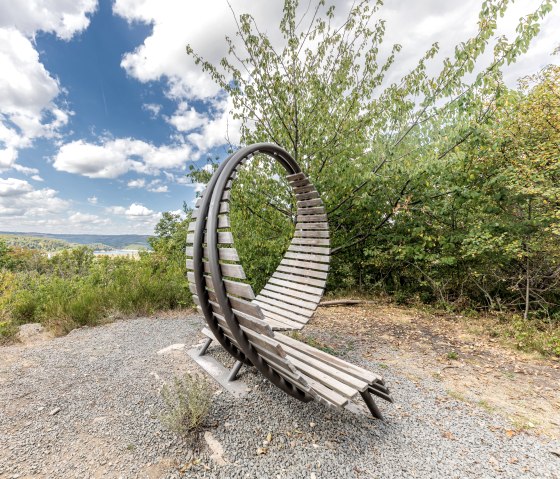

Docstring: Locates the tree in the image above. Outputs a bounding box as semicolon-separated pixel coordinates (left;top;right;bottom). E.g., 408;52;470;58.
185;0;557;305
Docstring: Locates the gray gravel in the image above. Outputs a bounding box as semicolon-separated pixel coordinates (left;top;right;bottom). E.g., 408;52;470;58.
1;314;559;479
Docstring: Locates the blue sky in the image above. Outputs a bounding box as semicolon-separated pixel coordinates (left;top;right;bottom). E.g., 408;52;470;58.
0;0;558;234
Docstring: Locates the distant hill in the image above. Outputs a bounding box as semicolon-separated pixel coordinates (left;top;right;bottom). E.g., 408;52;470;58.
0;232;152;250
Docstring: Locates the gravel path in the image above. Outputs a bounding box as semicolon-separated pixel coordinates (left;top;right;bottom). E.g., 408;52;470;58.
1;314;559;478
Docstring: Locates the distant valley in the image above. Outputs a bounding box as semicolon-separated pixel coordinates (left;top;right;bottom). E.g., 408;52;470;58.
0;232;151;251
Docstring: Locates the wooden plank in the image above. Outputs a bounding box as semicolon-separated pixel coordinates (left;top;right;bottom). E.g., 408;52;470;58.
291;237;330;246
232;309;272;336
280;257;329;272
290;178;311;188
218;215;230;228
258;288;318;311
256;295;314;317
293;184;315;194
288;355;357;398
188;262;246;279
221;190;231;202
187;221;197;232
203;232;234;244
227;295;264;319
221;264;246;279
208;300;224;316
294;230;330;238
285;251;330;264
223;279;255;300
286;172;306;181
296;198;322;208
195;197;202;207
270;275;325;295
295;222;329;230
262;283;322;304
296;214;328;223
299;374;348;407
191;208;199;219
297;207;325;215
295;191;319;201
280;342;369;391
219;202;229;214
288;245;330;255
186;258;194;270
275;333;381;383
188;283;198;296
254;300;309;324
260;309;307;330
276;265;328;281
187;248;240;262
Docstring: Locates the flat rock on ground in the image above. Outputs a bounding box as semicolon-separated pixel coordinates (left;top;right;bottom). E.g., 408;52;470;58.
1;310;559;478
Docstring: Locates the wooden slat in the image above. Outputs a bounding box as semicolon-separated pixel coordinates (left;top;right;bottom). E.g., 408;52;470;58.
286;172;306;181
291;237;330;246
254;300;309;324
280;258;329;272
288;356;357;398
281;343;369;391
191;208;199;219
260;309;307;330
270;275;325;295
187;262;246;279
195;197;202;207
188;283;198;295
296;214;328;223
293;184;315;194
218;215;230;228
288;245;330;255
299;374;348;407
187;221;197;232
208;300;224;316
262;283;322;304
187;248;240;262
285;251;330;264
295;191;319;201
228;295;264;319
219;202;229;213
256;295;314;317
258;288;318;311
221;190;231;201
276;265;328;281
296;222;329;230
223;279;255;300
222;263;246;279
203;232;234;244
290;178;311;188
294;230;330;238
297;198;322;208
297;207;325;215
232;310;272;336
275;333;381;383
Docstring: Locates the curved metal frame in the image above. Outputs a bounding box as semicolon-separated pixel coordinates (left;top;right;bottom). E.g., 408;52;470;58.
193;143;313;400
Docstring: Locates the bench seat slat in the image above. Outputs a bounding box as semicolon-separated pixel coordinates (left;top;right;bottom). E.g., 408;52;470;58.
258;289;318;311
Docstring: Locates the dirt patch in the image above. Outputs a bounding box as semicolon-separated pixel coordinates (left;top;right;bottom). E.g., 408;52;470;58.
309;302;560;438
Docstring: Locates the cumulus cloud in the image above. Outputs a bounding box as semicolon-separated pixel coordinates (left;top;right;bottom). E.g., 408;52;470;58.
87;196;98;204
0;0;97;41
128;178;146;188
53;138;192;178
0;177;68;219
106;202;162;231
68;212;108;225
142;103;162;118
0;1;96;172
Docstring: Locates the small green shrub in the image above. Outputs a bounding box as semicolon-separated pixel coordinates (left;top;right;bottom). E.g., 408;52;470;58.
159;373;212;436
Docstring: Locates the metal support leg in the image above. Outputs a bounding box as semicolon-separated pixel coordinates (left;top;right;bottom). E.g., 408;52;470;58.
360;390;384;420
227;360;243;382
198;338;213;356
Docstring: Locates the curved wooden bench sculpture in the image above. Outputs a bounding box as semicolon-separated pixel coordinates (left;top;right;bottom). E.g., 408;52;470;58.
186;143;392;419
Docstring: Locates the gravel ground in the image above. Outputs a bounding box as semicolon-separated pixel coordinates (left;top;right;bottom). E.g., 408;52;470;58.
1;314;559;479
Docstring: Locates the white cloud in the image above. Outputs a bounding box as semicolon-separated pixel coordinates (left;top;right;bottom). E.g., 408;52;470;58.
105;201;162;232
0;1;96;173
0;0;97;41
53;138;192;178
142;103;162;118
166;101;207;132
0;178;33;197
148;184;168;193
87;195;98;204
128;178;146;188
0;178;68;219
31;175;44;182
68;212;108;225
